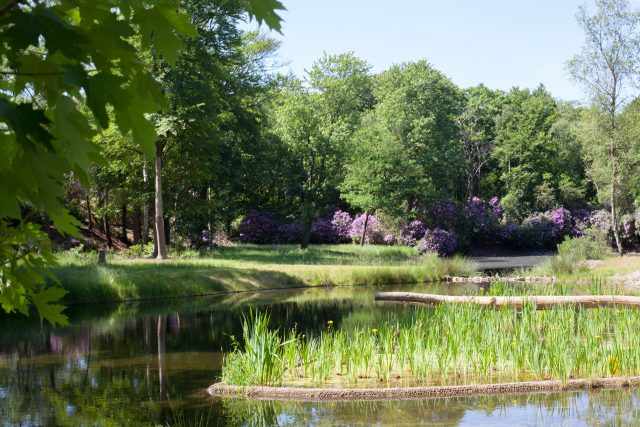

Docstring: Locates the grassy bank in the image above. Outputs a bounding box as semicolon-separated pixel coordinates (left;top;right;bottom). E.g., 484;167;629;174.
53;244;477;304
221;281;640;388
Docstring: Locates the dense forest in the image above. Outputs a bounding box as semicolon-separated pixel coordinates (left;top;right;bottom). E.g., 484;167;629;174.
56;1;640;258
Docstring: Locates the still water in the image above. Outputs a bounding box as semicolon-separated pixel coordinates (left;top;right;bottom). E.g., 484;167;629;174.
1;283;640;426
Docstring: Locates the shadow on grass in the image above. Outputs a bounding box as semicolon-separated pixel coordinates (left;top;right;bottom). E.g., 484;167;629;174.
202;244;417;265
53;263;308;304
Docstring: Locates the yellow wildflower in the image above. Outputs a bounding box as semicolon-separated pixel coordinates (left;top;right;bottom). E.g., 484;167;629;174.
327;320;334;325
371;328;378;333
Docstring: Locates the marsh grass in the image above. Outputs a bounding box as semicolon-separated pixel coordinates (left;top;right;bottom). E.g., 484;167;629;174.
221;281;640;388
53;245;477;303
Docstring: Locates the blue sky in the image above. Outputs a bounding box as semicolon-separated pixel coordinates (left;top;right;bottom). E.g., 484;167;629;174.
245;0;638;102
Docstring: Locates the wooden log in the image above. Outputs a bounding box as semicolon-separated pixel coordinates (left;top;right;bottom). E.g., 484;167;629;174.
374;292;640;309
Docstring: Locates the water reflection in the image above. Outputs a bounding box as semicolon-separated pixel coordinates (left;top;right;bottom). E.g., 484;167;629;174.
222;390;640;426
0;283;639;426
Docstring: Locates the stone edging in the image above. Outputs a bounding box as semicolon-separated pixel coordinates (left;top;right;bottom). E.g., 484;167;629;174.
208;376;640;401
443;275;556;283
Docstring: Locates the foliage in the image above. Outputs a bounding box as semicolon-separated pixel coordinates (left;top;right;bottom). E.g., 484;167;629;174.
0;0;283;323
349;214;387;245
568;0;640;254
340;113;433;219
238;212;281;244
506;208;577;249
415;228;457;257
222;282;640;387
127;243;155;259
400;221;427;247
463;197;504;244
558;237;606;264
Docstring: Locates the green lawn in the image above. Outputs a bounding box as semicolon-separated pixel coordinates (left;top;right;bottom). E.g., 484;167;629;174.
53;244;478;304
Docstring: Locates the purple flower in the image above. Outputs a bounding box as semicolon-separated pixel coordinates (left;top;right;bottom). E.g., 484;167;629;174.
426;202;459;230
238;211;282;244
415;228;457;256
190;229;217;250
383;234;397;245
463;197;503;244
349;214;385;244
400;220;426;246
331;210;353;243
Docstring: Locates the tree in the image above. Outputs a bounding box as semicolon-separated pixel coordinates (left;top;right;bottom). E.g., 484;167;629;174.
493;86;559;221
340;114;433;245
372;61;464;204
274;85;336;247
567;0;640;254
272;54;373;248
459;85;503;201
0;0;284;323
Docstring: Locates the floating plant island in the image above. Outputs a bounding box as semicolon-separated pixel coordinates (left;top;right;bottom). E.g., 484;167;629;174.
210;282;640;400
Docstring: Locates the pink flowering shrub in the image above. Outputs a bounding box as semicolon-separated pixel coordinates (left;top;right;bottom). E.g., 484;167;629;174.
349;214;386;244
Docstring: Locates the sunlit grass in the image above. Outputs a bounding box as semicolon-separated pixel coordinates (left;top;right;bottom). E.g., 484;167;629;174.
221;281;640;388
53;245;478;303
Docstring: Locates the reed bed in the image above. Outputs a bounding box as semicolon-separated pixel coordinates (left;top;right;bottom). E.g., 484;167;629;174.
221;282;640;388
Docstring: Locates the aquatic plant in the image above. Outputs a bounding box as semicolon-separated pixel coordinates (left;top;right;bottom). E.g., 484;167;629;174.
221;281;640;388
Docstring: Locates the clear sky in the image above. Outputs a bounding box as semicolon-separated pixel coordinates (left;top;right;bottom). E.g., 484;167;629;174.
246;0;639;102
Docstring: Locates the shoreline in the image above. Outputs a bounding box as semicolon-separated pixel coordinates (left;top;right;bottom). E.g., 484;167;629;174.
208;376;640;402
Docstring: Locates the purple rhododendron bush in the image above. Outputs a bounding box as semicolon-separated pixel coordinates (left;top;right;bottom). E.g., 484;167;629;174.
235;198;636;256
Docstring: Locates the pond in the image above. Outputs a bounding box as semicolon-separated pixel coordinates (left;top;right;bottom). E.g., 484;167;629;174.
1;282;639;426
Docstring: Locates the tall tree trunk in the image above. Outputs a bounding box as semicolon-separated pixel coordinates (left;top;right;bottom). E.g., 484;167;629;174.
466;169;475;202
300;221;313;249
103;190;112;249
157;315;166;401
154;140;168;259
610;139;624;255
86;192;92;230
360;211;370;247
142;158;150;244
132;205;142;245
121;203;129;245
609;111;624;256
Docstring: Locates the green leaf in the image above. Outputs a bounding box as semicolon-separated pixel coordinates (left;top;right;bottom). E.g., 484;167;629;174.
0;99;54;151
31;286;69;327
134;1;197;65
242;0;286;33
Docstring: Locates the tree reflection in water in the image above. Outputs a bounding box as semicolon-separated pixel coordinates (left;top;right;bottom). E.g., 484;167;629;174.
222;390;640;426
0;288;640;426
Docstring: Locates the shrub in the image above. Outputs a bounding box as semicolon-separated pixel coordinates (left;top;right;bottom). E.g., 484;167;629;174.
549;236;607;275
310;218;334;244
383;234;397;245
415;228;457;257
426;202;459;230
463;197;503;245
189;229;218;250
400;220;426;246
238;212;281;244
330;210;353;243
278;223;304;244
621;213;637;247
557;237;606;264
127;242;154;258
349;213;385;245
510;208;577;249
